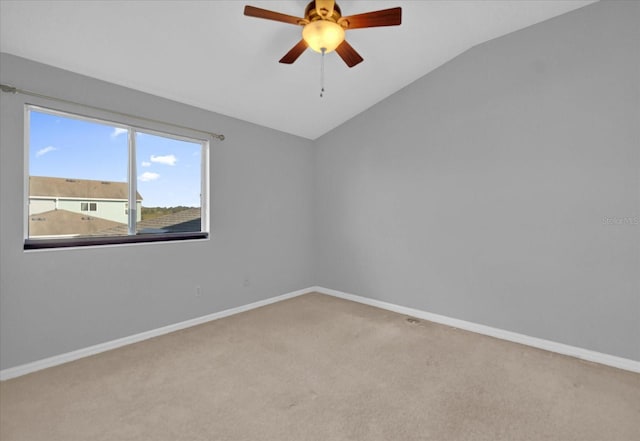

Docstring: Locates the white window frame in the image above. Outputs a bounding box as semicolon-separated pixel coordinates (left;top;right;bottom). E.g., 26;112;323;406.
24;104;210;250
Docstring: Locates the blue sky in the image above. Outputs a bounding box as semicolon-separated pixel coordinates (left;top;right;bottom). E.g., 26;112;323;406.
29;110;202;207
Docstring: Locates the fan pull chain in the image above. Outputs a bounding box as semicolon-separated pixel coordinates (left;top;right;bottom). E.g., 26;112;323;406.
320;48;326;98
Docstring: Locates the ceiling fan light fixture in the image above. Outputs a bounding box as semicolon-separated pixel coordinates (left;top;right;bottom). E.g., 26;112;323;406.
244;2;402;67
302;20;345;53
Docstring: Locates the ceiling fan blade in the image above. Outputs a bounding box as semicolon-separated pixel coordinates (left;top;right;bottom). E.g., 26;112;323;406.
244;5;305;26
335;40;364;68
279;40;309;64
340;7;402;30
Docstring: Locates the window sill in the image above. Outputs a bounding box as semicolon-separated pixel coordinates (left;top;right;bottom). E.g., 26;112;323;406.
24;232;209;250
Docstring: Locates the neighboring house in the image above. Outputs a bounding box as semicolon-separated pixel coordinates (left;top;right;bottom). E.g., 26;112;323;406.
28;176;200;238
29;176;142;224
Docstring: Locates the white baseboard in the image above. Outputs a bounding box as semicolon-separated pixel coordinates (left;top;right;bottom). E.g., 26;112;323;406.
2;285;638;380
0;287;313;381
311;286;640;374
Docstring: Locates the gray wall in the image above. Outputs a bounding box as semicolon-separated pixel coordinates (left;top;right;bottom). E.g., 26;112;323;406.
314;1;640;361
0;54;315;370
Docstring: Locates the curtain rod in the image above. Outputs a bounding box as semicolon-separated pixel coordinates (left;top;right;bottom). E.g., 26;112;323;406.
0;84;225;141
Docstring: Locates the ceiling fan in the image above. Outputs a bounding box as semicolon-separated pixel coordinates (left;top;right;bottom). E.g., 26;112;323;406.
244;0;402;68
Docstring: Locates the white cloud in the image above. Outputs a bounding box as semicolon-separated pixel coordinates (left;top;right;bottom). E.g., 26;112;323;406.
150;154;177;166
138;172;160;182
141;161;151;167
36;146;58;157
111;127;128;138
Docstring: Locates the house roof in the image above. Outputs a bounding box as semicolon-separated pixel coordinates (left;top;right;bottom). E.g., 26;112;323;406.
137;207;201;233
29;207;200;237
30;176;142;200
29;209;124;237
99;207;202;236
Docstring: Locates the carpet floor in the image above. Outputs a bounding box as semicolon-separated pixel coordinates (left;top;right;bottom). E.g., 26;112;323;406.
1;293;639;440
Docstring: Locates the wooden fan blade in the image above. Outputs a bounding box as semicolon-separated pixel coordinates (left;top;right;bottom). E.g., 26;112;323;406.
335;40;364;68
244;5;304;25
340;7;402;30
279;40;309;64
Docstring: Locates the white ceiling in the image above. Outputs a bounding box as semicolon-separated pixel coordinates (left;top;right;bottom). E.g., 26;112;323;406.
0;0;596;140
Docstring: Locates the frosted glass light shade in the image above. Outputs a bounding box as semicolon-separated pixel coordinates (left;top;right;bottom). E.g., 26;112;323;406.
302;20;345;53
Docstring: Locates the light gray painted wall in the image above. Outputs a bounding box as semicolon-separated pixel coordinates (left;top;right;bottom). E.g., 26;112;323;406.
314;1;640;361
0;53;315;370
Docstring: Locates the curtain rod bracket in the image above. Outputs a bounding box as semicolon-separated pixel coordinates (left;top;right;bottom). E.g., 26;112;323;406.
1;84;18;94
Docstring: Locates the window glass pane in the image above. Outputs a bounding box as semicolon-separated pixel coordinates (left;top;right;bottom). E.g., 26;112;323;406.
28;110;129;239
135;132;202;234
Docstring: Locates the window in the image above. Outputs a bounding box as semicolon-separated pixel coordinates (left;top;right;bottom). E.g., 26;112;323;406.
80;202;97;212
26;105;209;249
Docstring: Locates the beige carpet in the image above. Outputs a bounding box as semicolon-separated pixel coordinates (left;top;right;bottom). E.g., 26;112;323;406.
1;293;639;441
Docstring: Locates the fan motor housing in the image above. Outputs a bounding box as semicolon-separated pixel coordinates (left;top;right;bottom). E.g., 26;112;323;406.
305;1;343;23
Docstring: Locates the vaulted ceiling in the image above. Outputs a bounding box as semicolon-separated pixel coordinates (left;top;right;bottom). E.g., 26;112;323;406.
0;0;596;139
